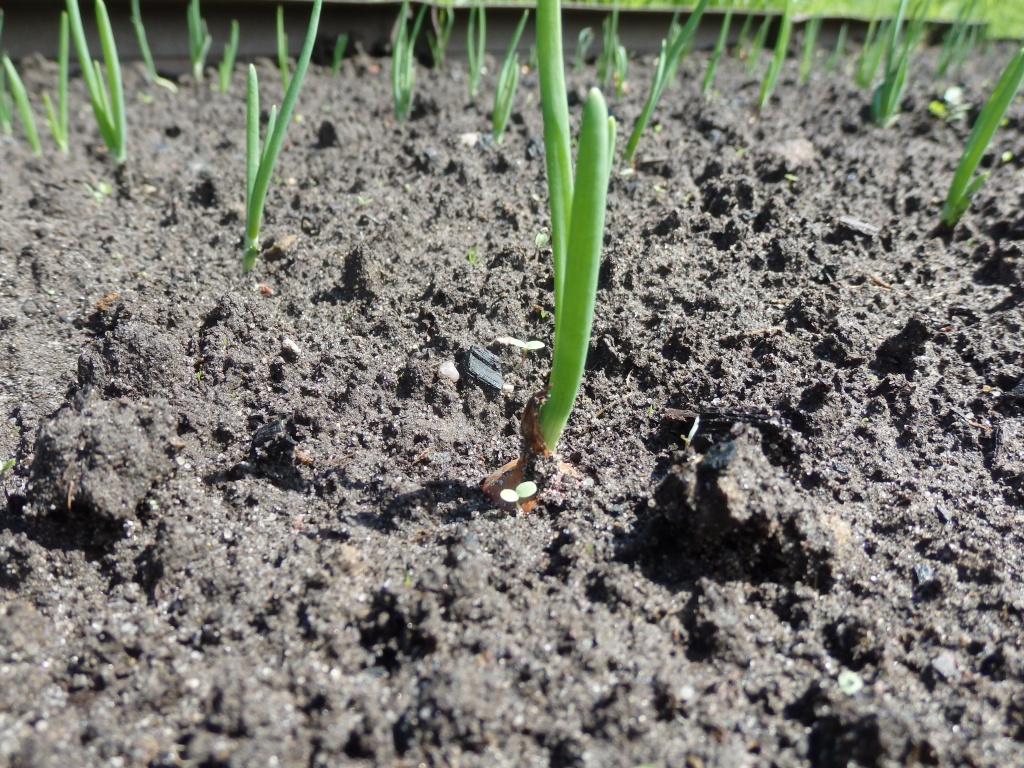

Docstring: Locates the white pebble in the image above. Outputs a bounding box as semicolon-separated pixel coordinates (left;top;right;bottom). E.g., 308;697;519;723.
438;361;459;382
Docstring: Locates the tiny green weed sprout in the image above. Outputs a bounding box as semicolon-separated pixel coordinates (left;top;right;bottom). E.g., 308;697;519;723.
537;0;616;453
702;10;732;94
534;229;549;250
1;57;41;155
466;245;479;265
497;335;545;363
467;3;485;99
746;13;771;77
66;0;126;162
130;0;177;92
427;4;454;68
217;20;239;93
392;2;427;122
0;457;15;477
43;11;70;152
622;0;708;166
928;85;970;123
825;20;848;71
500;480;537;509
187;0;212;83
758;2;792;110
331;33;349;76
242;0;322;274
492;10;528;143
612;37;628;98
573;27;594;71
941;45;1024;227
798;16;821;86
276;5;289;91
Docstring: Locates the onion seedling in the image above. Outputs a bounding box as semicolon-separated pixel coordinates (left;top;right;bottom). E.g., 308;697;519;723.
1;57;41;155
758;2;791;110
798;16;821;86
187;0;212;83
242;0;322;274
66;0;126;163
702;10;732;94
331;34;349;77
43;11;70;152
492;10;528;143
130;0;177;92
855;12;887;88
0;11;10;136
825;21;848;71
536;0;615;453
573;27;594;71
217;20;239;94
871;0;926;127
467;3;485;99
941;44;1024;227
392;2;427;122
276;6;289;91
622;0;708;166
746;13;771;77
597;5;624;92
734;11;754;61
427;3;454;68
936;0;978;79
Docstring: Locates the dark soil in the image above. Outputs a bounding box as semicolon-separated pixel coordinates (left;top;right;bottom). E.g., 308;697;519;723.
2;40;1024;767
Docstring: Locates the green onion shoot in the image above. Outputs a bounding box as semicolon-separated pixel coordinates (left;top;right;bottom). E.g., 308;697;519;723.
276;5;289;91
702;10;732;95
130;0;177;92
331;33;349;77
1;56;42;155
758;1;792;110
536;0;616;453
467;3;485;99
622;0;708;166
392;2;427;122
187;0;212;83
66;0;126;163
427;4;454;68
799;16;821;86
217;20;239;94
941;45;1024;227
43;11;70;152
492;10;528;143
242;0;322;273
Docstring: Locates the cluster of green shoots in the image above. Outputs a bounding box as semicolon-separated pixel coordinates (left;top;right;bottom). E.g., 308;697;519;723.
597;5;628;98
535;0;616;453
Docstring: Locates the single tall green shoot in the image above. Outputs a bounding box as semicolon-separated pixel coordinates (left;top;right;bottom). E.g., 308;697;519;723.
799;16;821;86
43;11;70;152
467;3;485;99
597;5;624;91
392;2;427;122
825;21;848;71
217;20;239;93
0;11;10;136
747;13;771;77
703;10;732;94
1;57;41;155
493;10;528;143
941;45;1024;226
573;27;594;71
243;0;322;273
536;0;615;452
622;0;708;165
66;0;126;163
130;0;177;92
758;3;792;109
331;34;349;76
187;0;211;83
276;5;289;91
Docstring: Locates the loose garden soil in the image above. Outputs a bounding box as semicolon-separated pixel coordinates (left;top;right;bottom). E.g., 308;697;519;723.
2;39;1024;767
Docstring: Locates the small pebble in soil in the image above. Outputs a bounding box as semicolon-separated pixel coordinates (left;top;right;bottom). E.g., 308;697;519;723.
438;360;459;382
280;338;301;361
